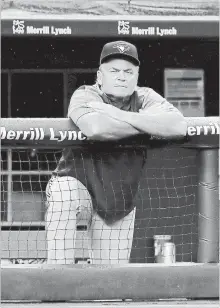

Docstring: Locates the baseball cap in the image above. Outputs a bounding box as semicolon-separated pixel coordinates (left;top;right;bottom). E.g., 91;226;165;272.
100;41;140;66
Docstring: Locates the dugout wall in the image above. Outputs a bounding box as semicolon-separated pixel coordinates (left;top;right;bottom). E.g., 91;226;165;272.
2;37;219;117
1;20;219;264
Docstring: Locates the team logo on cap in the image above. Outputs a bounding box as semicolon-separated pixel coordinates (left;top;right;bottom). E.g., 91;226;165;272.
113;43;130;54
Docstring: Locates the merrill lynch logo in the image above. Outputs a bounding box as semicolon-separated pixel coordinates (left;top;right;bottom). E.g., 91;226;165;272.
12;20;72;36
118;21;130;35
12;20;25;34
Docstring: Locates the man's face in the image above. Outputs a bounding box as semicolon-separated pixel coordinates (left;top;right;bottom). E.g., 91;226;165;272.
97;58;139;98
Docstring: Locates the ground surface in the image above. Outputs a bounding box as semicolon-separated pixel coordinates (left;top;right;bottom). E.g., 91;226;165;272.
1;0;219;16
2;300;220;308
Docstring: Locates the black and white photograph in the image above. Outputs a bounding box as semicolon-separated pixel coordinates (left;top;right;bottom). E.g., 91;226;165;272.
1;1;219;308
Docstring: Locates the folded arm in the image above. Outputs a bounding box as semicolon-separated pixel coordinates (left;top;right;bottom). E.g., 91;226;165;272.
88;89;187;138
131;89;187;137
68;89;140;141
115;106;187;138
75;112;141;141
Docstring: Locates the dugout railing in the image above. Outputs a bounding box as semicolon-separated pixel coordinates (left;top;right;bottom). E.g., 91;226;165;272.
1;116;219;301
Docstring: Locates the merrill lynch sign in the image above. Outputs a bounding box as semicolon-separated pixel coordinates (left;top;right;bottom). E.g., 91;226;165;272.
118;21;177;36
0;127;87;142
